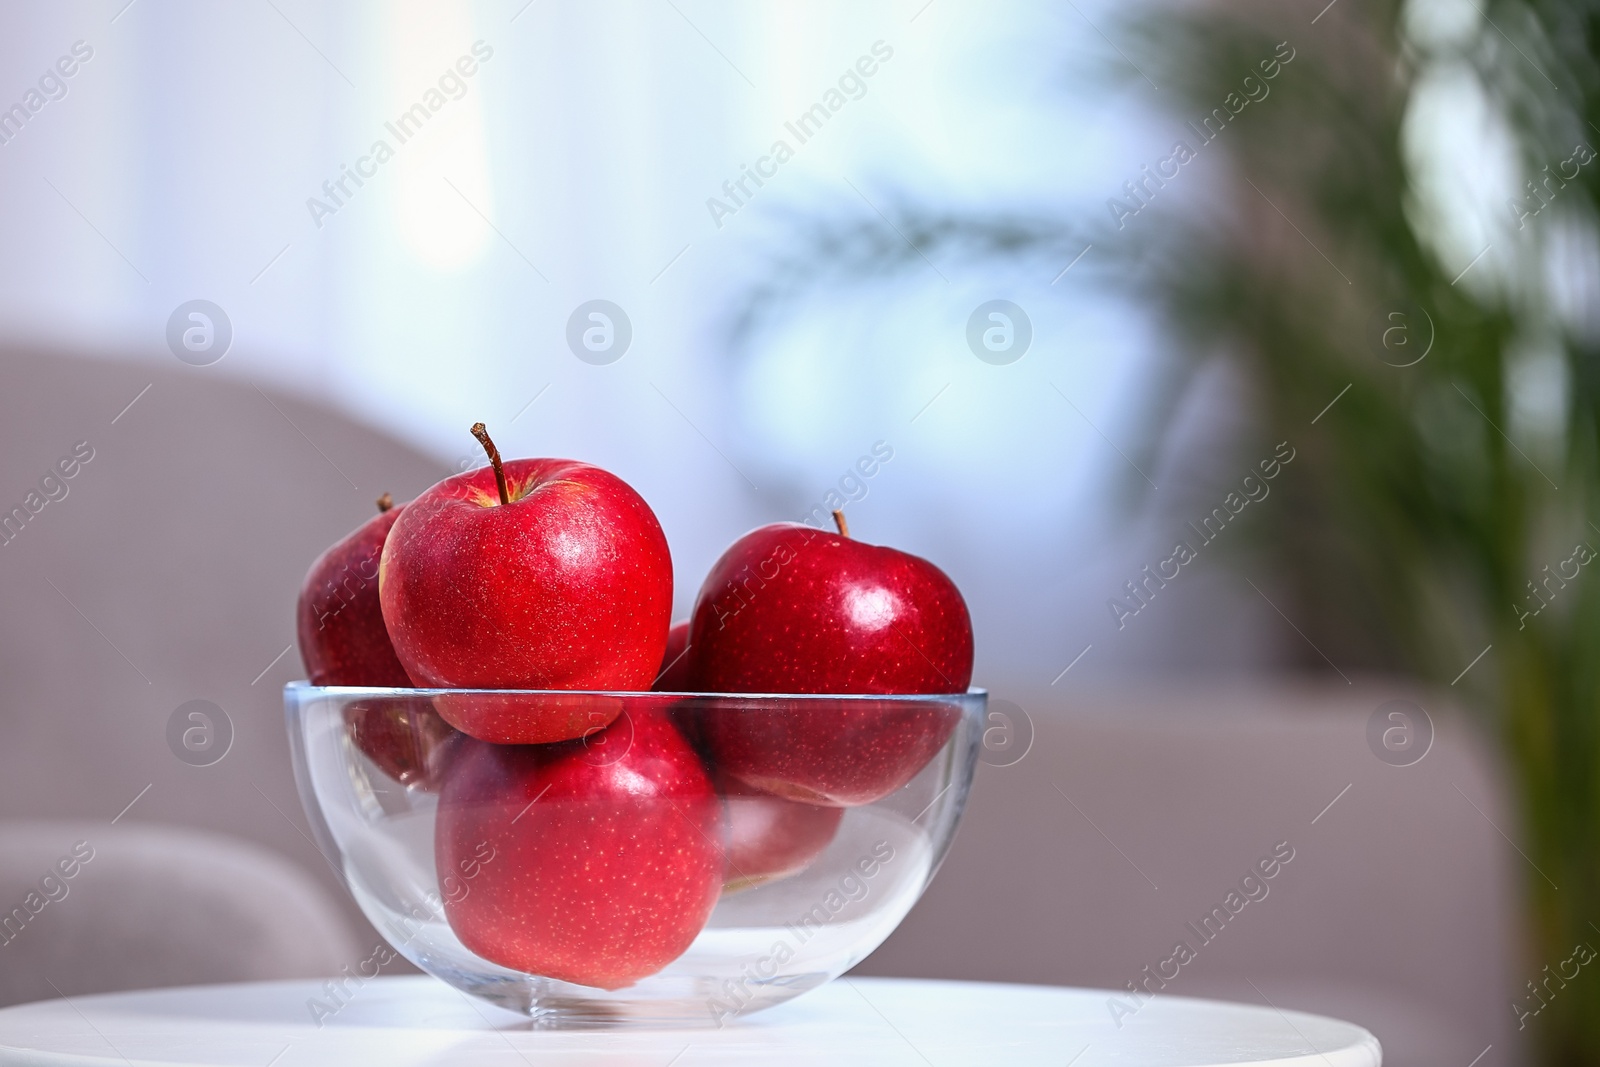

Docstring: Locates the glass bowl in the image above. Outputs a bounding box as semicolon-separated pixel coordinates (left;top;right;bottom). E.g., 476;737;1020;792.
284;683;985;1028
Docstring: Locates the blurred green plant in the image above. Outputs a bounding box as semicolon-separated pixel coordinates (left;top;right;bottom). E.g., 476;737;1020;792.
1118;7;1598;1057
742;0;1600;1058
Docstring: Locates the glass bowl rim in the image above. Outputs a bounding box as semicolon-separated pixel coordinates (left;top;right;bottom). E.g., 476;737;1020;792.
285;680;986;703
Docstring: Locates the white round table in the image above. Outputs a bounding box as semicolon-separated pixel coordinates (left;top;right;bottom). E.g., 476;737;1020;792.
0;976;1380;1066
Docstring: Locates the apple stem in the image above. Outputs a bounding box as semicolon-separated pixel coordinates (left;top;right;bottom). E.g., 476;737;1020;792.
376;492;394;513
832;510;849;538
470;422;511;506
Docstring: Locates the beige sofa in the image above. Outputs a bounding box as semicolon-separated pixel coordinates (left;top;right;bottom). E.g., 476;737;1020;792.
859;681;1518;1066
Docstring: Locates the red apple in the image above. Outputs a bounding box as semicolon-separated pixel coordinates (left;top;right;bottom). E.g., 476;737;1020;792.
296;493;410;687
435;700;723;990
718;774;844;891
379;424;673;743
652;621;697;692
343;697;456;790
299;496;455;786
691;512;973;805
652;623;706;754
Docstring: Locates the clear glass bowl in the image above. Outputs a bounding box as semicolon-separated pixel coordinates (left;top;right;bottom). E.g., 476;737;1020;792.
284;683;985;1028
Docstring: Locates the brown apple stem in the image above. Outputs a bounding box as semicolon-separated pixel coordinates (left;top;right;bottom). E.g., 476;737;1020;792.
376;492;394;513
832;510;849;538
470;422;511;506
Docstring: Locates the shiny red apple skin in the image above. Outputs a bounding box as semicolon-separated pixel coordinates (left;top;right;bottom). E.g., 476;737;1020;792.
435;702;723;990
296;504;410;688
719;774;844;891
690;523;973;806
689;524;973;694
652;621;697;692
379;458;673;743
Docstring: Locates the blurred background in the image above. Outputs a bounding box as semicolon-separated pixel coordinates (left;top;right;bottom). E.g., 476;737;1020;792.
0;0;1594;1063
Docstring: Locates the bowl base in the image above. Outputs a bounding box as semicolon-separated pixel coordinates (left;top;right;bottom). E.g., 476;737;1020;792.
447;968;833;1029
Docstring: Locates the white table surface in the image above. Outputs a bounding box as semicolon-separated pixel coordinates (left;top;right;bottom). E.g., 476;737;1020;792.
0;976;1381;1066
